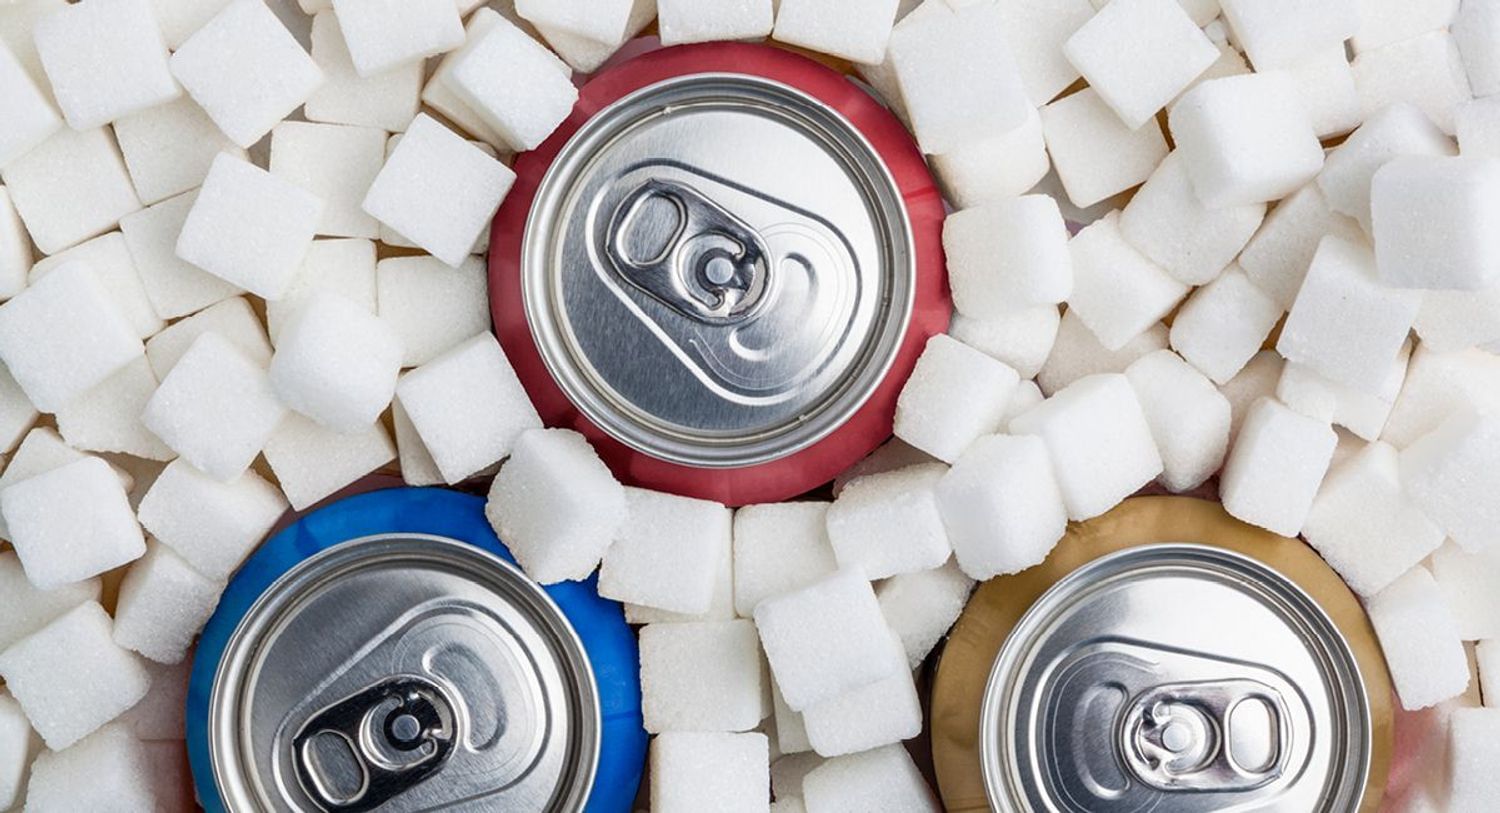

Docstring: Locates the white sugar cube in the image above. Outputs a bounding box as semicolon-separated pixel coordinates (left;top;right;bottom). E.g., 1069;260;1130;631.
1401;411;1500;552
659;0;773;45
601;488;732;614
1124;350;1231;492
1283;46;1362;140
515;0;633;46
119;191;241;321
1120;152;1266;286
943;195;1072;319
54;358;173;461
377;131;499;249
1371;156;1500;291
33;0;178;130
363;115;516;268
1220;351;1286;443
0;1;66;97
990;0;1094;106
1278;339;1411;441
420;9;535;150
30;232;164;340
1170;73;1325;208
269;122;385;240
169;0;325;148
1238;183;1365;310
1367;566;1470;710
1384;345;1500;448
774;0;900;64
1;125;142;255
0;40;61;170
640;620;768;734
732;502;837;618
138;460;287;580
1219;397;1338;535
1004;380;1046;427
1352;0;1458;53
111;542;222;665
936;434;1068;580
142;333;287;483
893;335;1019;463
650;732;769;813
270;294;402;433
1318;104;1456;234
176;153;323;300
1457;97;1500;159
1169;266;1281;385
0;262;142;412
1010;373;1164;521
754;568;900;711
1064;0;1218;130
485;428;626;585
261;413;395;511
1415;283;1500;352
24;724;157;811
1042;88;1170;208
827;464;952;580
929;107;1051;209
1220;0;1359;70
396;332;541;483
1454;0;1500;98
120;659;189;741
1450;707;1500;810
376;255;489;368
1431;543;1500;640
1037;312;1168;395
0;691;36;810
624;532;736;626
801;745;940;813
801;635;920;758
149;0;235;50
949;305;1060;381
1067;213;1189;351
0;365;36;456
146;297;271;380
331;0;462;78
0;428;94;496
528;0;654;75
832;438;936;497
1;457;145;589
304;11;423;133
876;560;974;669
0;603;150;749
444;13;579;152
1354;32;1472;136
0;552;99;653
0;187;30;301
391;400;442;487
266;239;377;345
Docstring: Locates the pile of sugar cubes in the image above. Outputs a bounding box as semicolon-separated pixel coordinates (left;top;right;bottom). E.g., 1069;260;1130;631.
3;0;1500;810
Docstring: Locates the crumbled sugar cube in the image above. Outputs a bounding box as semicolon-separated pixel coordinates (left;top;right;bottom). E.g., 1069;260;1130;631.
1401;411;1500;552
929;107;1051;209
1124;350;1232;492
1219;397;1338;536
485;428;626;584
0;365;36;456
0;552;99;653
1277;340;1410;441
1220;351;1286;443
142;333;287;483
893;335;1020;463
1302;441;1445;597
304;10;423;133
390;400;442;487
1351;0;1460;54
176;153;324;300
1169;266;1281;385
754;568;901;712
1454;0;1500;98
831;438;937;497
732;502;837;618
827;464;952;580
363;115;516;268
601;488;732;613
330;0;462;78
1384;346;1500;448
515;0;633;46
640;621;768;734
1042;88;1170;209
269;122;385;240
949;305;1061;381
169;0;325;148
1277;235;1420;392
1431;543;1500;641
1353;32;1472;136
1170;73;1325;208
1283;46;1363;140
801;745;940;813
0;125;142;256
658;0;774;45
773;0;900;64
1064;0;1219;130
0;262;141;412
1;457;145;589
1450;707;1500;809
149;0;235;50
262;413;395;511
0;188;30;300
29;232;164;340
269;294;402;433
396;332;541;483
1067;213;1189;351
120;659;189;741
1371;156;1500;291
266;240;377;345
801;634;920;758
1238;183;1364;311
118;191;241;321
0;34;61;170
1367;566;1470;710
0;691;36;810
376;255;489;368
887;1;1030;155
876;560;974;669
527;0;655;75
1318;104;1456;235
22;723;156;810
111;542;222;665
650;732;769;813
1457;97;1500;159
0;603;150;750
138;460;287;581
54;358;173;461
1415;287;1500;353
943;195;1072;319
421;10;539;150
936;434;1067;580
145;297;271;380
443;13;579;152
989;0;1094;106
1119;153;1266;286
1219;0;1359;70
33;0;178;131
1036;311;1168;395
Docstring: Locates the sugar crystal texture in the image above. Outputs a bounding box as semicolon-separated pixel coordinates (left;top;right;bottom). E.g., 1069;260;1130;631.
137;459;288;581
733;502;837;618
330;0;463;78
1066;213;1189;352
111;542;223;665
1037;313;1168;396
658;0;774;45
1282;46;1362;140
949;305;1060;381
936;432;1068;580
267;239;378;345
0;552;100;653
1042;88;1170;209
376;254;490;368
774;0;901;65
261;413;396;511
1430;542;1500;641
270;121;386;240
600;488;732;614
990;0;1095;106
801;745;940;813
421;9;534;151
149;0;235;50
1119;152;1266;287
1169;266;1281;386
1383;345;1500;448
0;39;60;169
649;732;769;813
1370;155;1500;291
929;107;1051;209
1277;339;1411;442
29;231;164;340
876;559;974;669
1352;31;1472;135
443;15;580;152
1238;183;1364;311
639;620;768;734
1;457;146;590
145;297;271;379
0;125;142;256
1124;350;1232;492
826;463;953;580
1367;566;1470;711
1219;397;1338;536
270;293;403;433
514;0;633;46
800;633;921;758
893;335;1019;463
32;0;179;130
1063;0;1219;130
22;723;157;811
943;195;1072;319
1399;410;1500;553
1317;104;1456;235
53;357;174;461
118;191;241;321
304;10;423;133
1219;0;1360;70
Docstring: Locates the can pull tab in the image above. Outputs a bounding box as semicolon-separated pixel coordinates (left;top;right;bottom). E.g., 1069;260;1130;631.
292;675;457;812
1121;679;1290;794
606;178;771;325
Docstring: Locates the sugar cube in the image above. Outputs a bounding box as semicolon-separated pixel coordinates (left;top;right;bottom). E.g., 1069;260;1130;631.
0;552;99;653
262;414;395;511
1430;543;1500;641
0;364;36;455
145;297;271;380
120;659;190;741
391;400;442;487
1;125;142;256
363;115;515;268
1168;267;1280;385
377;132;501;255
118;191;241;321
1283;46;1363;140
1278;339;1411;441
515;0;633;46
269;122;385;240
659;0;774;45
801;744;940;813
1352;0;1459;53
1367;566;1470;710
929;107;1051;209
1;457;145;589
1450;707;1500;809
600;488;732;614
1064;0;1218;130
54;358;173;461
831;438;936;497
1037;311;1168;396
1353;31;1472;135
1067;213;1189;351
444;14;579;152
1384;345;1500;447
0;603;150;749
0;428;94;496
1042;88;1170;208
0;187;29;300
137;459;288;581
733;502;837;618
0;36;61;171
1457;97;1500;159
936;434;1068;580
800;634;920;758
396;332;541;483
304;10;423;133
754;568;900;711
1371;156;1500;291
1220;0;1359;70
623;532;736;625
826;464;952;580
24;723;158;811
650;732;769;813
29;232;164;340
0;690;35;810
33;0;178;131
267;239;378;344
773;0;900;64
376;254;490;368
149;0;234;50
1415;286;1500;352
949;305;1060;381
270;294;402;432
111;542;222;665
1219;397;1338;535
1238;183;1365;311
990;0;1094;106
943;195;1071;319
876;560;974;669
893;335;1019;463
420;9;532;150
0;0;66;98
1401;411;1500;553
484;428;626;584
142;333;288;482
1454;0;1500;97
527;0;655;75
1119;152;1266;286
639;621;768;734
169;0;325;148
1124;350;1231;492
1318;104;1456;235
1219;351;1287;444
330;0;462;78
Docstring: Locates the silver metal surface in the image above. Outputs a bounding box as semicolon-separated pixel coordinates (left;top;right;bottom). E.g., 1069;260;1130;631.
208;535;599;812
980;544;1371;813
523;73;914;467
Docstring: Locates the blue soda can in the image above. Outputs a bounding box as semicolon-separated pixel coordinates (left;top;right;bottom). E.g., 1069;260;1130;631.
186;487;646;812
